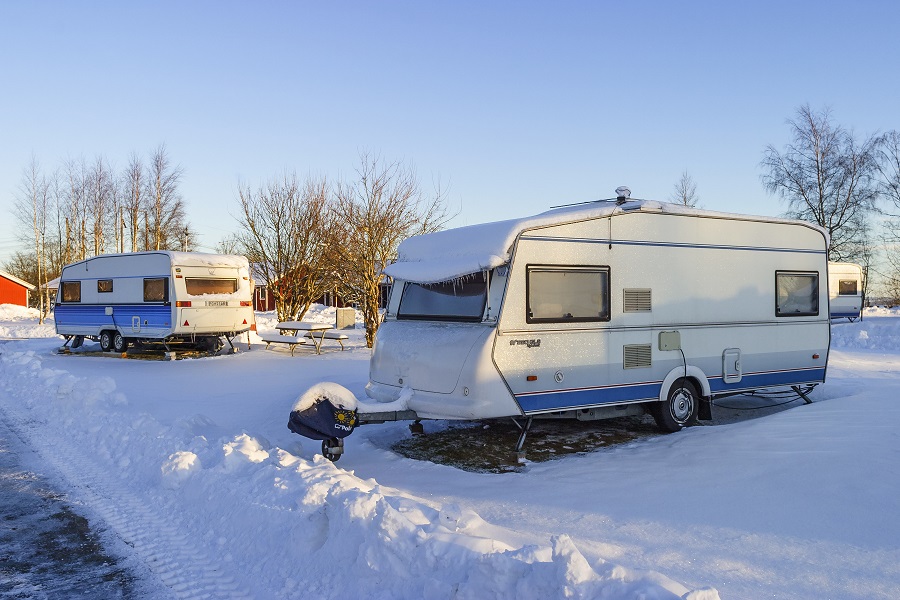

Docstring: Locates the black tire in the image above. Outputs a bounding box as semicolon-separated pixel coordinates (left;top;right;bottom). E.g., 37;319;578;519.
652;378;700;433
71;335;84;349
113;332;128;353
99;330;114;352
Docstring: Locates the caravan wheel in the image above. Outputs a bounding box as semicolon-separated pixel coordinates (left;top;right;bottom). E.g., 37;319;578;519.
113;333;129;353
652;379;699;433
99;330;114;352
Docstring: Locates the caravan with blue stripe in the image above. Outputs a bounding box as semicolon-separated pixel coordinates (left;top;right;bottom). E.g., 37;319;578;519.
55;251;255;354
288;187;833;461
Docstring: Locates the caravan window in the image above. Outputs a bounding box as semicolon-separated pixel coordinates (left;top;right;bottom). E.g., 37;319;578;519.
143;278;168;303
61;281;81;303
838;280;858;295
527;265;610;323
397;277;487;322
185;278;237;295
776;271;819;316
97;279;113;293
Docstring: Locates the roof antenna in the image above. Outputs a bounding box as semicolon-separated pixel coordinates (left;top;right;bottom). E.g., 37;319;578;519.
615;186;631;205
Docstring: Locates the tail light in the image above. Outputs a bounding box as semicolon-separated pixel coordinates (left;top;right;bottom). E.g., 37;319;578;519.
240;301;251;307
176;301;192;307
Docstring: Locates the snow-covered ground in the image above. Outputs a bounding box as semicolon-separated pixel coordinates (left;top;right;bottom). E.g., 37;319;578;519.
1;303;899;599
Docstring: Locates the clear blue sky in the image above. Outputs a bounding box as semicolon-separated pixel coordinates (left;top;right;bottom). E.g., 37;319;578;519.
2;0;898;262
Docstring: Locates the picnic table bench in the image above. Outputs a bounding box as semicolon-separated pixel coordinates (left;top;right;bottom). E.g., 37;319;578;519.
258;332;308;356
260;321;349;355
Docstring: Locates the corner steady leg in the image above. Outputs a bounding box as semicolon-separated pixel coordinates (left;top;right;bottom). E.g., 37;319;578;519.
792;385;814;405
512;416;533;463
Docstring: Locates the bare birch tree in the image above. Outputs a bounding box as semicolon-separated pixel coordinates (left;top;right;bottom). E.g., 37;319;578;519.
334;153;450;347
237;173;338;322
63;158;90;262
147;144;190;251
12;157;50;320
669;171;699;207
761;104;880;261
87;155;114;256
122;152;146;252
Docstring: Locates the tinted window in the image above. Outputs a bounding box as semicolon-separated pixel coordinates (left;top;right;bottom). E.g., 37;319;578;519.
144;278;168;302
98;279;113;293
527;266;610;323
61;281;81;303
776;272;819;316
185;278;237;295
398;278;487;321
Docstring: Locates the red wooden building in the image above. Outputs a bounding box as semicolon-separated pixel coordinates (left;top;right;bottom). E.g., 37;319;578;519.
0;270;35;306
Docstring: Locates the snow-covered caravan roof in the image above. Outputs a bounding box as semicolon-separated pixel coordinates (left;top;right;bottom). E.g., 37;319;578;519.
61;251;249;274
384;199;829;284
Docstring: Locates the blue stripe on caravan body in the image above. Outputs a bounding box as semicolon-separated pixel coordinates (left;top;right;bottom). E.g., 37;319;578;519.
830;311;860;318
54;304;173;334
515;367;827;413
517;381;662;413
707;367;826;393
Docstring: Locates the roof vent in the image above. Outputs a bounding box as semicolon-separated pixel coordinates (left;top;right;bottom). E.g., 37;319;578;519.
615;186;631;205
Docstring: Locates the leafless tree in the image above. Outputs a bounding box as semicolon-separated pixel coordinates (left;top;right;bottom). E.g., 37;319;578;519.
87;155;114;256
876;130;900;221
334;153;450;347
123;152;146;252
237;173;338;322
12;156;50;320
147;144;190;251
761;104;880;262
669;171;699;207
63;158;90;262
215;233;243;255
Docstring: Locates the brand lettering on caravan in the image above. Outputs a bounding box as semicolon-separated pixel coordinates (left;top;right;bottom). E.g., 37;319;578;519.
509;339;541;348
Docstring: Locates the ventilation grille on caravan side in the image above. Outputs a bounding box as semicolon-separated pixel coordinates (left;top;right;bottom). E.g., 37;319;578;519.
623;344;652;369
623;289;652;312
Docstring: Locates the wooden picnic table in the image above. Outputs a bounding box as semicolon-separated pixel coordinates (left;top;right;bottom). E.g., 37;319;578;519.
276;321;332;354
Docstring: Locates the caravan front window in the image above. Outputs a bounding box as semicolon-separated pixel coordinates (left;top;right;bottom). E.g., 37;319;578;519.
838;280;858;295
185;278;237;295
527;265;610;323
397;277;487;322
776;271;819;316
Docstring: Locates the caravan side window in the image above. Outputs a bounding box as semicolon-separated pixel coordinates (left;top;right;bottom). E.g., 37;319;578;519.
526;265;610;323
144;278;168;303
61;281;81;303
776;271;819;316
98;279;113;293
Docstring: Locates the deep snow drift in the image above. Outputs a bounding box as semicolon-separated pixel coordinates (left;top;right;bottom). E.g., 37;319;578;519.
1;303;899;599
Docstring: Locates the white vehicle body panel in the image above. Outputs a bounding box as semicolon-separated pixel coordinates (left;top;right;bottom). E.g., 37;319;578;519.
54;251;254;342
369;200;830;420
828;261;864;320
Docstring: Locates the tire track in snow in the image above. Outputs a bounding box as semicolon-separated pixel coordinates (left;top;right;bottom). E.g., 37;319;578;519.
0;354;251;600
37;432;252;600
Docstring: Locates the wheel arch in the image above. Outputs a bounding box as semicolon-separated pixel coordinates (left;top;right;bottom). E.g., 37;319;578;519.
658;365;710;402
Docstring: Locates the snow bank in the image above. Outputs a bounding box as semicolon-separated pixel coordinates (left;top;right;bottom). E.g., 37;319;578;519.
0;304;57;339
830;307;900;351
0;345;704;599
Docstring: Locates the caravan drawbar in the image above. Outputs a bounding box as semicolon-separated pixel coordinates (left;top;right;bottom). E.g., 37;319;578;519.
288;192;832;460
55;251;254;352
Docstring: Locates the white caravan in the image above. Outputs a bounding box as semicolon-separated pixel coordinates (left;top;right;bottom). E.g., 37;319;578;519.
288;192;831;459
55;251;254;352
828;262;864;321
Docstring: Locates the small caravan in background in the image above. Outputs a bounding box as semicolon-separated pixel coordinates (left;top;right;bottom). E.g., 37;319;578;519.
55;251;254;352
828;262;865;321
288;189;832;460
